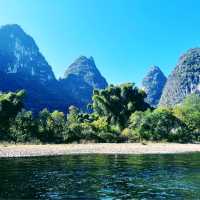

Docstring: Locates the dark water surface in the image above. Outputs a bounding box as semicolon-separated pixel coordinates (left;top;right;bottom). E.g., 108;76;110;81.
0;153;200;199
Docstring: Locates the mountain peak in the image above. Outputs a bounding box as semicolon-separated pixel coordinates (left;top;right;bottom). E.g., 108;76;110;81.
149;65;162;72
76;55;88;61
63;55;107;88
0;24;30;42
142;65;166;107
159;47;200;106
67;56;96;72
64;56;104;80
1;24;24;32
61;56;108;109
0;24;55;83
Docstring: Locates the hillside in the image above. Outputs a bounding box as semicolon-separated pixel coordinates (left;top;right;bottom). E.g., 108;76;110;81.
159;48;200;106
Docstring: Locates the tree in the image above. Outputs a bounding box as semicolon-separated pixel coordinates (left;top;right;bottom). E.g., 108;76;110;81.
9;109;36;143
92;83;150;129
127;110;151;141
38;109;65;143
0;90;25;140
48;110;65;143
67;106;80;124
63;106;82;143
173;94;200;140
37;108;51;142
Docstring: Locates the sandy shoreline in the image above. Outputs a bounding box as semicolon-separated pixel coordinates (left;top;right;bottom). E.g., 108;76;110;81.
0;143;200;158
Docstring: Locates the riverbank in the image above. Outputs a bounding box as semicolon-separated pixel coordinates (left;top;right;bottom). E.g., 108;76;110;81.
0;143;200;157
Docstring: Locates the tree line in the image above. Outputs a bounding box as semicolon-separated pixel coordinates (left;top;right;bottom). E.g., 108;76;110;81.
0;83;199;143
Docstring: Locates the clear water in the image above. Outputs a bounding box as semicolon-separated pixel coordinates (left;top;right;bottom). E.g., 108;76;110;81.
0;153;200;199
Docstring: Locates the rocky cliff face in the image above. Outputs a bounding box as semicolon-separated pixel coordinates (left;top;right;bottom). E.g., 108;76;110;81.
60;56;108;109
142;66;166;107
159;48;200;107
0;24;55;83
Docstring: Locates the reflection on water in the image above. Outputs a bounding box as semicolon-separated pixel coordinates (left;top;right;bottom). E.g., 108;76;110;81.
0;153;200;199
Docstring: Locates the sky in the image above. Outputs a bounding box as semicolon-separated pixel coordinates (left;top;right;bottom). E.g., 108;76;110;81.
0;0;200;86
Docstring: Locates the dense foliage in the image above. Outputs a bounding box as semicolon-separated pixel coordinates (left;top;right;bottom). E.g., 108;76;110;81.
0;90;25;140
0;84;200;143
92;83;150;129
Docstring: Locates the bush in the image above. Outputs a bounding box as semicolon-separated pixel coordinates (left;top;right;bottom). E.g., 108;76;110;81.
173;94;200;139
129;108;191;142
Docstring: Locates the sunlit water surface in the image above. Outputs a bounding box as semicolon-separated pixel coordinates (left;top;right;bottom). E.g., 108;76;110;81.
0;153;200;199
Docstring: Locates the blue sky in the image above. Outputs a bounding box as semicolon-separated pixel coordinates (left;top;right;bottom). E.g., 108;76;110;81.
0;0;200;86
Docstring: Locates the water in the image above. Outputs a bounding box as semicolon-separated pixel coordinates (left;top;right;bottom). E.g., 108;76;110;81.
0;153;200;199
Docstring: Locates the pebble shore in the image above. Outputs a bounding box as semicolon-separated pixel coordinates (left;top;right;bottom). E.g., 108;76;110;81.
0;143;200;158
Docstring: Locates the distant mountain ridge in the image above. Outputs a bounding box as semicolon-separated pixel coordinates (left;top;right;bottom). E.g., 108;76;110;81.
142;66;166;107
0;24;108;112
2;24;200;112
